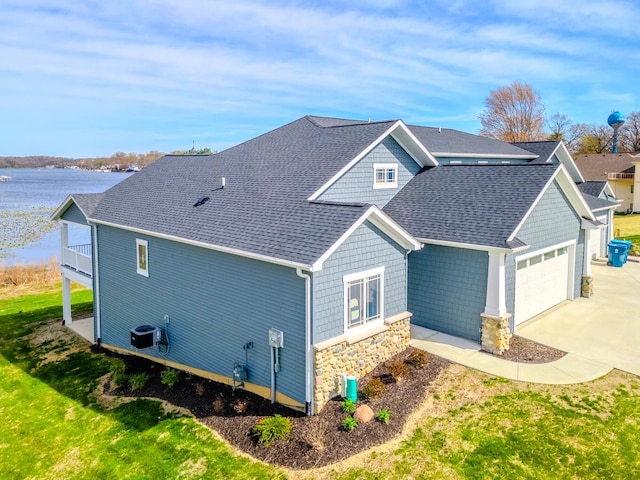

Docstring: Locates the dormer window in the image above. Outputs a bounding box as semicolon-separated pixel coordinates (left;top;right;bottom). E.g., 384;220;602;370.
373;163;398;189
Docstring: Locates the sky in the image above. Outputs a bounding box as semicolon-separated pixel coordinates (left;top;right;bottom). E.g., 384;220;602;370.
1;0;639;158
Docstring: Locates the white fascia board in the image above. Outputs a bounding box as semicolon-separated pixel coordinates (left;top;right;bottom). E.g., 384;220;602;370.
50;195;76;221
390;123;439;167
308;121;436;201
508;165;594;243
603;182;617;199
432;153;536;159
416;237;529;253
581;218;605;230
553;142;585;183
87;218;311;271
311;205;422;272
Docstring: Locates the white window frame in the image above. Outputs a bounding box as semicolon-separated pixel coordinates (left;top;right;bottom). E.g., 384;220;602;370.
373;163;398;189
343;266;384;332
136;239;149;277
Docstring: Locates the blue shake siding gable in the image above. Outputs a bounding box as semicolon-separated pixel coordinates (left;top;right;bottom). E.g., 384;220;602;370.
408;245;488;341
60;202;89;225
96;225;307;405
312;221;408;344
318;136;421;208
505;179;585;327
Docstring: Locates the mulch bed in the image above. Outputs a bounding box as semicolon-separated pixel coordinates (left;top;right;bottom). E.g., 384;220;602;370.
487;335;566;363
95;335;565;469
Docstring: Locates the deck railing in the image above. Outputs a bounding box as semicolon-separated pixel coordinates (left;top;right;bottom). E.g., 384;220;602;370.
62;244;92;276
608;172;634;180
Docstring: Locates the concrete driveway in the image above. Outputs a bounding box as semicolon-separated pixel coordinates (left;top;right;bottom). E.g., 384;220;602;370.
518;259;640;377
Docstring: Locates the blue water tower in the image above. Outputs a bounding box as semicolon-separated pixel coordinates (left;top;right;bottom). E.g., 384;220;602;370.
607;111;625;153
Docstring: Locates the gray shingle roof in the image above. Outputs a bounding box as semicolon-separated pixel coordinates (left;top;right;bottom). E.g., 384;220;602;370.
384;164;560;248
512;141;560;163
581;193;618;212
577;181;607;198
409;126;537;157
91;116;398;266
70;193;104;218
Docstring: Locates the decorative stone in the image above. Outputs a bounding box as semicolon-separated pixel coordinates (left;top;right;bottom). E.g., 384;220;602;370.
354;404;375;423
480;312;512;356
581;275;595;298
312;315;411;413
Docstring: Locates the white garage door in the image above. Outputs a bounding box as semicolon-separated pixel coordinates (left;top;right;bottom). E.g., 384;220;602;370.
515;245;572;326
590;228;601;260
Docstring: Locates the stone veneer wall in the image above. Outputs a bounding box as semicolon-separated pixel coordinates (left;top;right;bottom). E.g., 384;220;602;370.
480;313;512;355
581;275;595;298
313;313;411;413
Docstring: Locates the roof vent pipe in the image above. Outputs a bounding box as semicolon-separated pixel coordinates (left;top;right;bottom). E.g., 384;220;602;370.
438;127;442;133
222;177;226;188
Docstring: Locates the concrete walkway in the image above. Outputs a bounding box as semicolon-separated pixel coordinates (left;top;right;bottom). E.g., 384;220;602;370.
66;317;94;343
410;259;640;384
410;325;612;384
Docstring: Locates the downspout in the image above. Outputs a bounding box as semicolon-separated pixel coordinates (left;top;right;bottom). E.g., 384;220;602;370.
92;223;102;344
296;268;313;415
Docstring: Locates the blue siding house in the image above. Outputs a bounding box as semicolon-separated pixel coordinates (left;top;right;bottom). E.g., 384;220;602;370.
53;115;614;413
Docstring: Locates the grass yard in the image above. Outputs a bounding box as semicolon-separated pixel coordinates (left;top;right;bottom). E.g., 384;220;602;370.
1;286;640;479
614;213;640;249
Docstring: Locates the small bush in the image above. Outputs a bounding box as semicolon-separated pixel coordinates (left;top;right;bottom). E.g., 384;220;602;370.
341;416;358;432
194;382;205;396
212;396;225;413
252;415;292;446
160;367;180;388
111;372;128;389
407;349;430;367
232;397;249;414
109;359;126;376
129;372;149;391
360;377;386;401
375;408;391;424
388;360;409;381
341;398;356;414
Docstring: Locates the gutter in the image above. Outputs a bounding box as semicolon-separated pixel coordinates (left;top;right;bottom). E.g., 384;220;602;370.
296;268;313;415
92;223;102;344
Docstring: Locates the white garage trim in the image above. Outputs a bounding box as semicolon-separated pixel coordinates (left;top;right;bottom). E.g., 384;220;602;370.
514;240;576;327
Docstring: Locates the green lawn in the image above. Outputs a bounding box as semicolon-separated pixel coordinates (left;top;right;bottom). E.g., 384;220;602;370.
614;213;640;247
0;287;283;480
1;288;640;479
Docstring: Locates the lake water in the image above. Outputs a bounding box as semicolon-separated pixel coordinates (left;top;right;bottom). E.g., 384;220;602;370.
0;168;132;265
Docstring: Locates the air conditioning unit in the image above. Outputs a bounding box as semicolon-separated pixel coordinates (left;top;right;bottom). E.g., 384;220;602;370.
130;325;161;349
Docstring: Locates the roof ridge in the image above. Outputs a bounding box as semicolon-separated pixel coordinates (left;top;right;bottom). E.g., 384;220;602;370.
305;115;396;128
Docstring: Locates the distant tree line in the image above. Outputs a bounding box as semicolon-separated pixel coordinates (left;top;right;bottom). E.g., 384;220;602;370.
0;147;217;170
479;81;640;155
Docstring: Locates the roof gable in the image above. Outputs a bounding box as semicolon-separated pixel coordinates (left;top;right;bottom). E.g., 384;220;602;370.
51;193;104;221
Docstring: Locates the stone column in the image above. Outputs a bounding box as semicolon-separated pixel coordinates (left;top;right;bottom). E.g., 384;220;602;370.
480;313;512;355
581;275;595;298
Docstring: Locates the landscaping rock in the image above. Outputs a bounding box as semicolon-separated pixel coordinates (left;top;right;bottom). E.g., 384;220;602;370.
354;404;374;423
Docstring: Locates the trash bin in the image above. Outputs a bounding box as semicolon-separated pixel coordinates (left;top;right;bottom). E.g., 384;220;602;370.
608;243;626;267
611;239;632;263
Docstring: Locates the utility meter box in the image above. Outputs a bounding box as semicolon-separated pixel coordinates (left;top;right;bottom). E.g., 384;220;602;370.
268;328;284;348
130;325;160;349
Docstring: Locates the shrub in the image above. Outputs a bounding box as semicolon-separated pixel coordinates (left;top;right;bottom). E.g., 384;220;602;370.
252;415;292;446
407;349;430;367
160;367;180;388
109;359;126;376
375;408;391;424
341;416;358;432
111;372;128;389
388;360;409;381
360;377;386;401
129;372;149;391
194;382;205;396
341;398;356;414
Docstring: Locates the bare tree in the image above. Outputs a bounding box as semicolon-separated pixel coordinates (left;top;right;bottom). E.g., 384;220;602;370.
575;124;613;154
546;113;588;154
620;111;640;152
479;81;547;142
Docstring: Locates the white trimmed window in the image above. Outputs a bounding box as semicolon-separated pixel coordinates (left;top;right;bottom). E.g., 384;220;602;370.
344;267;384;330
136;239;149;277
373;163;397;189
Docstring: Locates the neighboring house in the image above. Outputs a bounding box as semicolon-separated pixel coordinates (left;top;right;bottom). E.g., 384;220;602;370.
53;115;603;414
574;152;640;213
